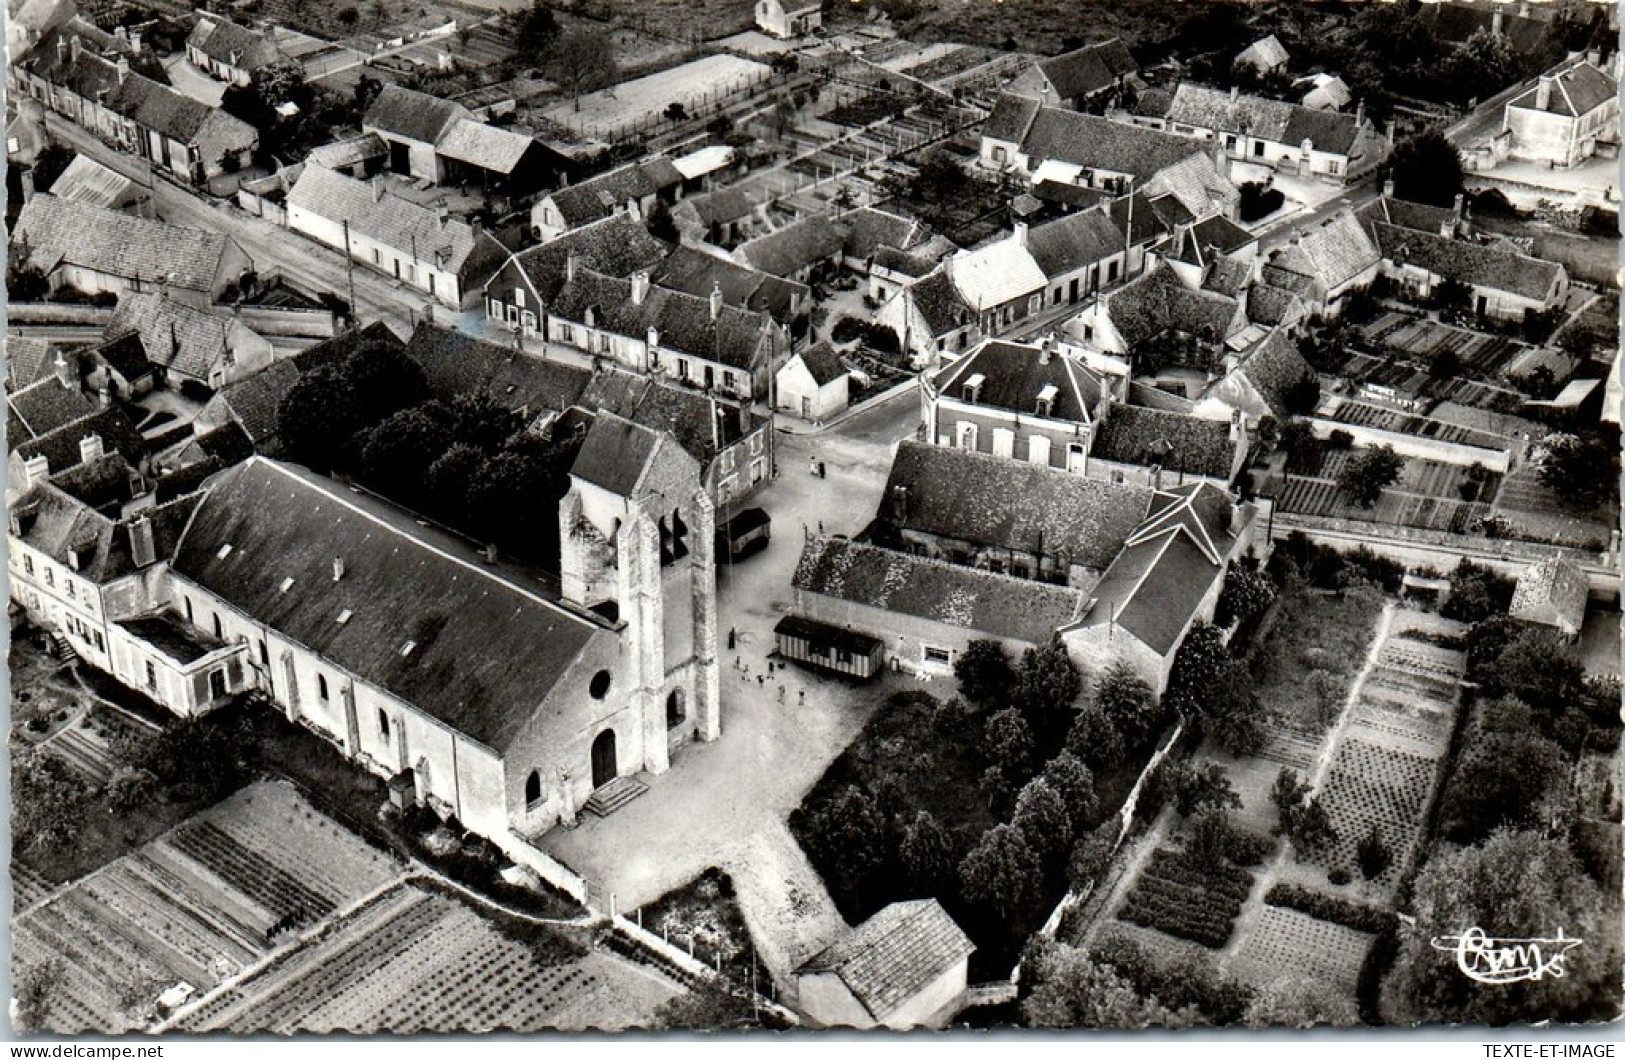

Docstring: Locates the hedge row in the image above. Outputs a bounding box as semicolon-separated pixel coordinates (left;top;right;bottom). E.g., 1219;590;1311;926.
1264;883;1397;934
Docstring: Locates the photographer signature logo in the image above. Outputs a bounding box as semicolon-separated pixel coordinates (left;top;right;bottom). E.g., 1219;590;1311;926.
1431;927;1583;985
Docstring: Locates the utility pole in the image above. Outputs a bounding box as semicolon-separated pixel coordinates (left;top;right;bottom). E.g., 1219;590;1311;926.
341;218;358;330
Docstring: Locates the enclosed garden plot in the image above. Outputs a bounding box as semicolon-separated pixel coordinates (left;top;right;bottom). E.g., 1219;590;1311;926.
1115;849;1256;950
1228;905;1373;994
176;882;676;1033
1304;738;1439;888
11;782;406;1033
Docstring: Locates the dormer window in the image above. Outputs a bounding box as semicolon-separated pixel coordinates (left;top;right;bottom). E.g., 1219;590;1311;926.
336;609;353;625
1036;384;1058;418
279;577;294;593
963;373;985;404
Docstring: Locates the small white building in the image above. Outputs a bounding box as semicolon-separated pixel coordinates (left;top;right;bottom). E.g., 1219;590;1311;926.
775;343;848;423
1508;554;1589;640
755;0;821;39
795;900;974;1030
1235;34;1289;77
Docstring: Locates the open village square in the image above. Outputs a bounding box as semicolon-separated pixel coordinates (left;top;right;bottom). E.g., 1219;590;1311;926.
3;0;1622;1034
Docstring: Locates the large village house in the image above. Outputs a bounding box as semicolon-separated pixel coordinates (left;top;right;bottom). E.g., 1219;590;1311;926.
1134;83;1389;183
754;0;821;39
286;165;510;309
1008;38;1139;112
1501;55;1620;169
185;16;282;87
11;23;258;184
1370;221;1569;322
13;194;254;307
532;158;685;243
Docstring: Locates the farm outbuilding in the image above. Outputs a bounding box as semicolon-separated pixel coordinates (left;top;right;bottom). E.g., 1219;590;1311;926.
774;614;884;679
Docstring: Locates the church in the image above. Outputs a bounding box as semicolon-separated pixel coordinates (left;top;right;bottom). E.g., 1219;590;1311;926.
12;412;721;843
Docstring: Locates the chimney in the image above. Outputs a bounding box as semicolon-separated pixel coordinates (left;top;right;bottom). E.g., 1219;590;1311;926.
1492;7;1504;36
890;484;909;523
373;180;385;203
436;205;448;228
1038;334;1053;364
54;350;74;389
24;455;49;489
69;34;80;59
1586;48;1601;68
1230;85;1239;103
630;269;650;305
129;30;141;52
1354;98;1365;127
709;281;723;320
56;36;68;61
481;543;498;564
1382;177;1395;199
1535;76;1552;111
647;325;661;352
333;555;345;581
1013;221;1028;247
566;249;577;283
1452;192;1465;219
129;515;156;567
116;56;129;84
1229;407;1244;444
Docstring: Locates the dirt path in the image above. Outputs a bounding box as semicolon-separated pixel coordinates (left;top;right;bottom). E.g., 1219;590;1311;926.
1218;602;1395;976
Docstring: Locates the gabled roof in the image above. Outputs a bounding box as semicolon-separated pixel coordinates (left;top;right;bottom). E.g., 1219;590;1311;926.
1423;1;1550;52
653;245;806;324
569;412;666;498
1371;222;1564;301
8;376;94;442
1026;207;1123;279
871;245;936;279
547;158;684;228
1223;328;1316;417
947;238;1046;308
1356;194;1458;238
186;16;280;70
1236;34;1288;70
1508;57;1617;118
363;83;471;145
840;207;922;261
287;166;481;275
882;440;1150;572
797;900;974;1023
90;331;154;384
1019;108;1207;181
1166;83;1363;154
306;133;389;172
736;216;847;277
1269;210;1380;293
14;194;234;293
1033;37;1138;101
21;28;257;150
214;359;299;447
171;458;607;751
982;93;1043;144
680;186;755;226
930;338;1104;423
404;323;590;415
434;119;537;175
579;370;756;466
13;403;146;473
48;154;142;210
1298;73;1353;112
1092;403;1234;480
793;343;847;387
106;293;235;382
1103;263;1244;348
1509;554;1589;631
793;537;1091;645
501;214;671;304
1202;256;1254;298
14;482;198;584
907;269;975;337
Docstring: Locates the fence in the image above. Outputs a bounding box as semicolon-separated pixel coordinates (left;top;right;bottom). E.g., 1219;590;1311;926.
491;828;590;905
238;305;338;340
5;303;117;327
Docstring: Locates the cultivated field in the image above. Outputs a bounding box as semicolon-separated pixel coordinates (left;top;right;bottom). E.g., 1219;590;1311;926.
12;782;406;1033
1229;906;1372;994
1277;450;1498;534
543;53;773;140
175;882;682;1032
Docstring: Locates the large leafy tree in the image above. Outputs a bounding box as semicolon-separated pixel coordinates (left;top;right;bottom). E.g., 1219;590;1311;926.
1536;433;1618;507
1011;776;1073;870
1021;940;1190;1029
1440;731;1565;844
358;406;453;500
550;25;618;109
983;708;1035;781
1091;660;1163;748
1013;641;1083;742
1387;128;1465;207
899;811;954;895
1390;830;1617;1024
1244;977;1359;1028
959;823;1041;921
278;366;360;470
1041;750;1099;830
953;639;1015;709
1337;445;1404;508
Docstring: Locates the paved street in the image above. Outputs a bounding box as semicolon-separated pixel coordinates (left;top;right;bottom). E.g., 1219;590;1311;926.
539;394;919;996
33;102;442;335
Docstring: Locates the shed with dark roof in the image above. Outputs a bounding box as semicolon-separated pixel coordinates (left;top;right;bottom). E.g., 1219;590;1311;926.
796;899;974;1029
